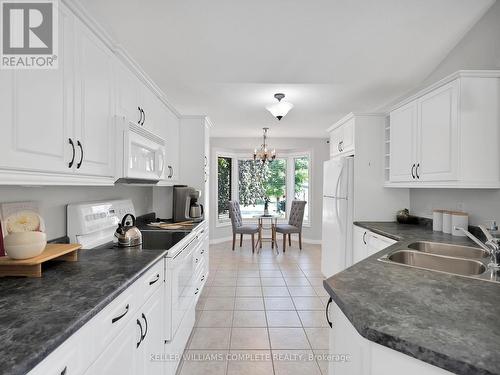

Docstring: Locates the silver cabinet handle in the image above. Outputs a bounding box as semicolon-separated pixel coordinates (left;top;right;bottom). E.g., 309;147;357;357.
168;165;173;178
416;163;420;179
411;164;416;179
362;232;367;245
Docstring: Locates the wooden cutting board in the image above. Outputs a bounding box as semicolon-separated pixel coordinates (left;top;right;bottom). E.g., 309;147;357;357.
0;243;81;278
147;221;194;230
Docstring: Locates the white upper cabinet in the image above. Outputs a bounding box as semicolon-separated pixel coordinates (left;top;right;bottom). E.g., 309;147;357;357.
116;61;143;126
0;4;75;177
75;21;115;178
387;71;500;188
417;81;458;181
328;116;355;157
115;60;180;184
164;109;180;183
0;1;184;185
389;101;417;182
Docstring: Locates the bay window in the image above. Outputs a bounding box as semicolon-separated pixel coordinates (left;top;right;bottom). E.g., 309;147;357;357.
216;151;311;225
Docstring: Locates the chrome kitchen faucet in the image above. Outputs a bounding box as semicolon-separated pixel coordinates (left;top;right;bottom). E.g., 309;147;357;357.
455;224;500;269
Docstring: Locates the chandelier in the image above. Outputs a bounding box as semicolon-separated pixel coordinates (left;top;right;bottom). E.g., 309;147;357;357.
266;93;294;121
253;128;276;164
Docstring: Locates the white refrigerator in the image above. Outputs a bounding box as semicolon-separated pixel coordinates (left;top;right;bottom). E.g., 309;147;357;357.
321;156;354;278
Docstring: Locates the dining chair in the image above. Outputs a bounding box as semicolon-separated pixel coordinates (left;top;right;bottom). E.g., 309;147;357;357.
228;201;259;253
275;200;307;252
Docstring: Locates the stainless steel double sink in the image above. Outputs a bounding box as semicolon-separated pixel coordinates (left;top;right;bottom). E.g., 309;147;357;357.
379;241;500;283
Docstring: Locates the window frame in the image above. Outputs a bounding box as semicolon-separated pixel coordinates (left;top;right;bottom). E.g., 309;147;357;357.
214;148;312;228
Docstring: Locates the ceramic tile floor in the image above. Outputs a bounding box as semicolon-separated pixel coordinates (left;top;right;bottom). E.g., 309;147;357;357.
177;240;330;375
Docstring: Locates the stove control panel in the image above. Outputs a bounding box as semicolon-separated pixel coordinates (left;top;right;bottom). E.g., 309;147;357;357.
67;199;136;244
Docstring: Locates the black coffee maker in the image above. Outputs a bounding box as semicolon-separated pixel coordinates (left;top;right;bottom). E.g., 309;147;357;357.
173;185;204;222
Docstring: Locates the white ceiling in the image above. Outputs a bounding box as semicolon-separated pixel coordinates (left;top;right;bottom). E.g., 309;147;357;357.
78;0;494;137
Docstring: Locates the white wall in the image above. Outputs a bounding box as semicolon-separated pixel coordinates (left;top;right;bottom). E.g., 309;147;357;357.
209;137;330;243
0;186;173;240
408;1;500;225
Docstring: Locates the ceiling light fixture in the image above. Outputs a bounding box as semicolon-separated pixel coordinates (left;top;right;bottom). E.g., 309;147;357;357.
254;127;276;164
266;93;293;121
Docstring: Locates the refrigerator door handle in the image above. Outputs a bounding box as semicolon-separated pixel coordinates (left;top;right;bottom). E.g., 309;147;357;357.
335;162;345;199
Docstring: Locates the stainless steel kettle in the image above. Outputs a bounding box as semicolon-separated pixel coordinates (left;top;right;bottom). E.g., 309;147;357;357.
190;203;204;219
114;214;142;247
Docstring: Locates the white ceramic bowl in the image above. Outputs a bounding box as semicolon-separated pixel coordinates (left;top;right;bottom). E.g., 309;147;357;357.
4;232;47;259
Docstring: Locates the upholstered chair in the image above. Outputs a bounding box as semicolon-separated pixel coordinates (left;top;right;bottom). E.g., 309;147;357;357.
228;201;260;253
275;200;306;252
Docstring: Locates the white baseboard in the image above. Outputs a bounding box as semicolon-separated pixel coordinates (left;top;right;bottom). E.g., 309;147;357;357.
210;236;321;245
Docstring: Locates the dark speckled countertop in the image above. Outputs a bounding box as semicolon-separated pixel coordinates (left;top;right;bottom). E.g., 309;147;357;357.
0;247;168;375
324;221;500;375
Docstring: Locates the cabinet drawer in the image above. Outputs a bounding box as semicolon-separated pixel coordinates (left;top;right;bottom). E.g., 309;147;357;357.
92;286;137;354
28;322;94;375
136;259;164;306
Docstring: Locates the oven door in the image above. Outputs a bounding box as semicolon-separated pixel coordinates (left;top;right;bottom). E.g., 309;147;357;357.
121;123;166;182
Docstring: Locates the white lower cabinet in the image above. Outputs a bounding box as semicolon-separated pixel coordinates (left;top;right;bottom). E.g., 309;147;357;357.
137;287;165;375
28;225;209;375
27;321;95;375
328;302;453;375
87;316;140;375
352;225;396;264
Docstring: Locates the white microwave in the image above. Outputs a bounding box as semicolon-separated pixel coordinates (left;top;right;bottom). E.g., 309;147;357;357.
116;118;166;184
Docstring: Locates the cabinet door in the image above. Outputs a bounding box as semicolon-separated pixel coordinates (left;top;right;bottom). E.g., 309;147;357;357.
329;127;343;157
366;233;396;257
87;317;139;375
141;86;165;137
137;287;164;375
75;22;115;178
352;225;368;264
330;303;370;375
417;81;458;181
341;118;355;154
390;101;417;182
116;61;143;125
164;108;180;182
0;5;74;174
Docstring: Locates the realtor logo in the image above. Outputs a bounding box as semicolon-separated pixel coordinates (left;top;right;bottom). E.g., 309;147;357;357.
1;0;58;69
